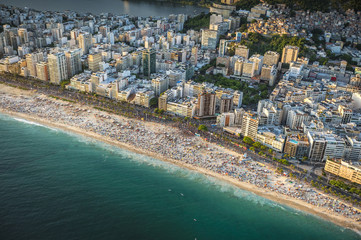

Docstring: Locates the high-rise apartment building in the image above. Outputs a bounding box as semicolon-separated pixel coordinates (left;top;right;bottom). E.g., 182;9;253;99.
323;136;345;161
344;136;361;161
210;14;223;25
90;73;100;93
3;27;18;50
284;135;309;159
338;105;352;124
78;33;92;55
220;94;234;113
240;112;259;140
249;54;264;75
177;14;187;24
286;109;310;129
48;52;67;85
218;39;228;57
307;132;345;162
235;45;249;59
242;60;255;77
260;64;277;86
201;29;219;50
234;58;244;76
70;30;79;40
26;53;44;77
152;76;169;96
281;45;299;64
263;51;280;66
197;90;216;117
158;91;171;111
234;108;245;125
349;74;361;87
142;49;156;77
191;47;198;65
17;28;29;44
65;48;82;78
167;31;174;46
88;53;102;72
99;26;109;38
307;132;327;162
36;62;49;81
233;91;243;108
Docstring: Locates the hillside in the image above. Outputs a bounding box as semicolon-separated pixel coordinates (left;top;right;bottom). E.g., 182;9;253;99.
235;0;361;12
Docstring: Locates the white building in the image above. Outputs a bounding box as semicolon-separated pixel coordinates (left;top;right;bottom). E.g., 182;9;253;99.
152;76;169;96
217;112;235;127
48;52;67;85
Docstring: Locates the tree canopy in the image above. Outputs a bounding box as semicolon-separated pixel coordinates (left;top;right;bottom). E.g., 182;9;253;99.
198;124;208;131
243;136;254;145
183;12;211;32
237;33;307;57
234;0;361;12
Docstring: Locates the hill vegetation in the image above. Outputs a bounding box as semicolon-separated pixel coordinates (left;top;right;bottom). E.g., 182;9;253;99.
229;33;308;57
235;0;361;12
148;0;361;12
183;12;211;32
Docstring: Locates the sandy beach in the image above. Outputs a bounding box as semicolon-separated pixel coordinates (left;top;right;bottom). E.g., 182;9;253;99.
0;83;360;233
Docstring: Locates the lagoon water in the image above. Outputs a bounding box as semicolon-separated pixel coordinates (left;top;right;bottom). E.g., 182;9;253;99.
0;113;360;240
1;0;208;17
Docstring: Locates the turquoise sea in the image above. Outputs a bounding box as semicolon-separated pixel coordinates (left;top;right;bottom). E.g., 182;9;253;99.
0;113;360;240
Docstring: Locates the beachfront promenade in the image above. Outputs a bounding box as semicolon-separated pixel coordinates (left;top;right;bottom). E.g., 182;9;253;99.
1;86;360;228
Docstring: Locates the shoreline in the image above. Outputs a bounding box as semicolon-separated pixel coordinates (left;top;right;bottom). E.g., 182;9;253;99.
125;0;212;9
1;108;361;234
0;83;360;234
2;1;210;18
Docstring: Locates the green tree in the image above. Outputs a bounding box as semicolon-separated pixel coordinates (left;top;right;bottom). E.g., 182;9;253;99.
150;97;158;108
243;136;254;145
239;24;248;32
234;0;260;10
60;79;70;89
319;57;329;65
253;142;262;148
198;124;208;132
183;12;211;32
259;84;268;91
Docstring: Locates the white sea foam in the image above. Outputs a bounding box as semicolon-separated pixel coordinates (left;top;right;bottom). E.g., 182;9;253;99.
13;117;44;127
2;114;60;132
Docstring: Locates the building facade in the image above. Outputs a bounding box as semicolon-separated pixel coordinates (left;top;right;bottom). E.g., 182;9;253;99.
48;52;67;85
281;45;299;64
325;160;361;185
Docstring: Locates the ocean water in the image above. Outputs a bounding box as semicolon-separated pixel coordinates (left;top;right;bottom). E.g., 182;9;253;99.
1;0;208;17
0;113;360;240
